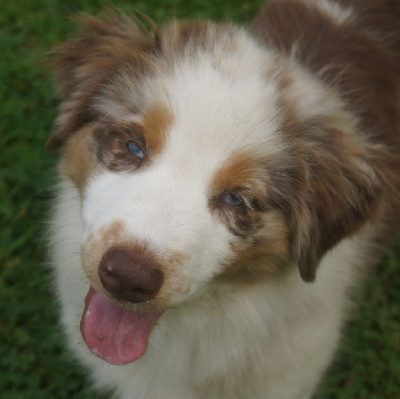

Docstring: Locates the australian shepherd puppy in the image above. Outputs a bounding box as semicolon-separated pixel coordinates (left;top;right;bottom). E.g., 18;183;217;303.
47;0;400;398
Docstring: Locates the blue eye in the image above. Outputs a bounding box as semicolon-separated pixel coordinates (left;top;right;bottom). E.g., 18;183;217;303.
127;142;145;160
221;194;243;207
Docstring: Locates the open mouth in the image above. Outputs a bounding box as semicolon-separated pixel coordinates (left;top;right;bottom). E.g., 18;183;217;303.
81;287;162;365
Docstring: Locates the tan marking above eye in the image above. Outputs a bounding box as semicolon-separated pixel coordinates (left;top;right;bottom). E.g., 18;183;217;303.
142;103;174;157
209;151;269;217
210;151;267;198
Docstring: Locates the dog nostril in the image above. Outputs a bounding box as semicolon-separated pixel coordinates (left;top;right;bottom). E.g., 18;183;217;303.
98;248;164;303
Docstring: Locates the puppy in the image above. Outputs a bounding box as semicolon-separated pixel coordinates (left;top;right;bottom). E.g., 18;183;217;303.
48;0;400;398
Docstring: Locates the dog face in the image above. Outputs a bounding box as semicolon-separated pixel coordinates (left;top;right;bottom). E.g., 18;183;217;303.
49;16;385;364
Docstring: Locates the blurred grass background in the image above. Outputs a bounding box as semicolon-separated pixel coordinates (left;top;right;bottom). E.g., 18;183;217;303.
0;0;399;398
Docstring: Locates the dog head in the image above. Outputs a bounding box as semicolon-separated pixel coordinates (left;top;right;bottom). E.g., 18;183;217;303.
49;14;385;364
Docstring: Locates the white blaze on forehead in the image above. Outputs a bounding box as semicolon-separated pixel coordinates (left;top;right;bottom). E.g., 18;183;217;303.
153;48;284;178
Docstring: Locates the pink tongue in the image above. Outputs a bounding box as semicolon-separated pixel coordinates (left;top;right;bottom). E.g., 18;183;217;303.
81;288;160;365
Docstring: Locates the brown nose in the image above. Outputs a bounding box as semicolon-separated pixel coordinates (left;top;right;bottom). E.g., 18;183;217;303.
98;248;164;303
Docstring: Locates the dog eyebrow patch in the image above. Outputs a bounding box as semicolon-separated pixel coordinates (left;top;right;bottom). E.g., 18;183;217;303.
142;103;174;157
210;151;266;200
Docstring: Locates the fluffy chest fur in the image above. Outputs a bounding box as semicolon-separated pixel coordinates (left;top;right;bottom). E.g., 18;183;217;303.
48;1;400;398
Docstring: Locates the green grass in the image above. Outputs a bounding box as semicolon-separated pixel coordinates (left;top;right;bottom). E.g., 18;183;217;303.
0;0;399;398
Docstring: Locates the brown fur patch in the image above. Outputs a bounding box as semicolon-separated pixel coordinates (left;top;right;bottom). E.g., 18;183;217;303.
60;124;97;190
251;0;400;148
142;103;173;157
211;152;264;196
47;14;159;151
272;93;392;281
251;0;400;280
219;211;290;281
93;121;147;172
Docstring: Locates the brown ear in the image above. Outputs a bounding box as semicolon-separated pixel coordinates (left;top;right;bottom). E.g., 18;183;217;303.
286;121;388;282
47;12;159;151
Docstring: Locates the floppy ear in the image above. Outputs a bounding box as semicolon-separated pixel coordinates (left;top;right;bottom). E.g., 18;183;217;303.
47;13;159;151
286;120;389;282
